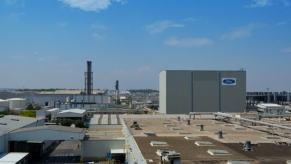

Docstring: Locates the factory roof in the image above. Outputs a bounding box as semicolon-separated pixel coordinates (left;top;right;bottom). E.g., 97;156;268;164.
0;152;28;163
123;114;291;143
0;115;38;134
89;114;121;125
10;125;85;133
123;114;291;163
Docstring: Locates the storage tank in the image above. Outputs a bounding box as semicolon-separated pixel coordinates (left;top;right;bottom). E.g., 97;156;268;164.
7;98;27;110
0;99;9;112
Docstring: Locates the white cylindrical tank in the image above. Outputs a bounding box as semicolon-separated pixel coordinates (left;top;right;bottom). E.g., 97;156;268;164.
0;99;9;112
7;98;27;110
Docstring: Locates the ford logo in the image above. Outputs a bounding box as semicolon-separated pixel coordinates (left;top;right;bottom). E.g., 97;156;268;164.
222;78;236;85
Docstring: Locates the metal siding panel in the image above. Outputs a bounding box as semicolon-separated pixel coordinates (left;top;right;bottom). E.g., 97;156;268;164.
220;71;246;112
193;71;220;112
159;71;167;114
166;71;192;114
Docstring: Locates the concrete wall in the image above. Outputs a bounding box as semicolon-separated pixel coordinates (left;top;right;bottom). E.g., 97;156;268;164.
0;135;4;154
82;140;124;160
159;71;167;114
159;70;246;114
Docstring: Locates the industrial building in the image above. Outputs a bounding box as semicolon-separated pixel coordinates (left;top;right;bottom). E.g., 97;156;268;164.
159;70;246;114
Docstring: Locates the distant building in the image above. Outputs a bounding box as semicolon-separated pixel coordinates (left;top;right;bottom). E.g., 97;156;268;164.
256;103;286;116
159;70;246;114
56;108;87;121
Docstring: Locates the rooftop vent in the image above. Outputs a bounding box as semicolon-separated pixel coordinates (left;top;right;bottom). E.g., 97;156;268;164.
130;121;142;130
187;119;191;125
195;141;215;146
215;130;224;139
207;149;231;156
150;141;168;147
196;124;204;131
243;140;252;151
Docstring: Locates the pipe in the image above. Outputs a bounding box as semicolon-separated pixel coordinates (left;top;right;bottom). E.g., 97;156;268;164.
214;112;291;131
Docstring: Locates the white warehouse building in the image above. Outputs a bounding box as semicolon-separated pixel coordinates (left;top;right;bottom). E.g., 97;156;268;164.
7;98;27;110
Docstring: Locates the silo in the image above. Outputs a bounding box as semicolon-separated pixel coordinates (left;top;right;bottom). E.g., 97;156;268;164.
0;99;9;112
7;98;27;110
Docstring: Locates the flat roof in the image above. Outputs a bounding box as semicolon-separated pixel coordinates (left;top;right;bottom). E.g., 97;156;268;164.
0;115;38;134
123;114;291;143
124;114;291;163
134;136;251;163
89;114;121;125
0;152;28;163
10;125;85;134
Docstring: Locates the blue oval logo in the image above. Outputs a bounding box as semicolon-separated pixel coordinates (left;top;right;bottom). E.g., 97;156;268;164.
223;79;235;84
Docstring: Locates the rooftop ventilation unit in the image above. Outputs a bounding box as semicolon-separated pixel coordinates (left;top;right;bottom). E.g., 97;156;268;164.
207;149;231;156
215;130;224;139
150;141;168;147
196;124;204;131
243;140;252;151
130;121;142;130
195;141;215;146
156;149;181;164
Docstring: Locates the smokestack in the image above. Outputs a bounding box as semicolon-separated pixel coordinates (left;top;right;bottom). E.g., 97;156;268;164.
115;80;120;104
85;61;93;95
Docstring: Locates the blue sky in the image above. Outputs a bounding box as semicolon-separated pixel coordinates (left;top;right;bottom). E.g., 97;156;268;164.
0;0;291;91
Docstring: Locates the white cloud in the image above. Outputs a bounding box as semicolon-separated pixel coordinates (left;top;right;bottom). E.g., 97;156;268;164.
91;24;107;39
164;37;213;48
248;0;272;8
281;46;291;54
221;23;261;40
146;20;184;34
59;0;125;12
246;0;289;8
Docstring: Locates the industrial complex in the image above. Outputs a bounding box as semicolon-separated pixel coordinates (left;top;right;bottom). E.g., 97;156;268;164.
0;61;291;163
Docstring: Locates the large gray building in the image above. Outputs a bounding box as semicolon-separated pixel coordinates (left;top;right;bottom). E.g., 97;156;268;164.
159;70;246;114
